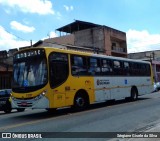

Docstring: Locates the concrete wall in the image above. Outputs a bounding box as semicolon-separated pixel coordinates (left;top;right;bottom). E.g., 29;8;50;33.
39;25;127;57
74;27;104;50
44;34;74;45
104;29;111;55
104;27;127;57
128;52;146;59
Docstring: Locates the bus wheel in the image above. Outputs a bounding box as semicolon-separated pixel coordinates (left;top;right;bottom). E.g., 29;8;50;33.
4;101;12;113
17;108;25;112
46;108;56;113
131;88;138;101
4;108;12;113
73;93;89;111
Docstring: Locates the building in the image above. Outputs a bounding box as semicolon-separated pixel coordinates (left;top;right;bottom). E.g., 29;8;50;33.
41;20;127;57
0;20;127;89
0;50;14;89
128;50;160;82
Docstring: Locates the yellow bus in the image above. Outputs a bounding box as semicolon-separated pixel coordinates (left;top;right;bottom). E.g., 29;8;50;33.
11;47;154;111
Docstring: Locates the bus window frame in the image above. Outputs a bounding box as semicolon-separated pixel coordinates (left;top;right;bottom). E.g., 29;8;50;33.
49;52;69;89
101;58;113;76
71;54;89;76
12;49;48;93
88;57;101;76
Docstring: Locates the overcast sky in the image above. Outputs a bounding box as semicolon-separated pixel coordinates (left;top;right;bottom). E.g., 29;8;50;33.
1;0;160;53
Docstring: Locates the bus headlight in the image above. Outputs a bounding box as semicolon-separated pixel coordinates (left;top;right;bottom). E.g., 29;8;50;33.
41;90;47;96
34;90;47;101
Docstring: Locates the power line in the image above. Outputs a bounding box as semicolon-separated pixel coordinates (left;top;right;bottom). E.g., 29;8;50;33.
3;27;28;41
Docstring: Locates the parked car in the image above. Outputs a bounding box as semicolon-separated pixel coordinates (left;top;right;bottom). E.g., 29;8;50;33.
0;89;25;113
153;82;160;92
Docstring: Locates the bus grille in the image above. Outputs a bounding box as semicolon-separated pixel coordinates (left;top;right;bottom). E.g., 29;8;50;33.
17;102;32;107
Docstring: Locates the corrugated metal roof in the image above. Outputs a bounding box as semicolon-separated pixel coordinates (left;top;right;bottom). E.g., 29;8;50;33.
56;20;100;33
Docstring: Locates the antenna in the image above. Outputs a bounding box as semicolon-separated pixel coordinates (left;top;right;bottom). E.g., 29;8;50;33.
30;40;32;47
47;32;50;38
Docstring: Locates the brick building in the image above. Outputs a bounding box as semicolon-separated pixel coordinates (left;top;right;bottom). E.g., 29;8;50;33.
42;20;127;57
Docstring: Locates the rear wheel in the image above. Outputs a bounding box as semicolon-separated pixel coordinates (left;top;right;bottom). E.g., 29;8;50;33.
131;88;138;101
73;93;89;111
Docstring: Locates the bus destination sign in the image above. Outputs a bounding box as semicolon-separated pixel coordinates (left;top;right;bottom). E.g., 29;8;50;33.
14;49;45;59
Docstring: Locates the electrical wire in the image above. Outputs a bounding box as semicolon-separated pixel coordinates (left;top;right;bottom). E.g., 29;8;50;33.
2;26;28;41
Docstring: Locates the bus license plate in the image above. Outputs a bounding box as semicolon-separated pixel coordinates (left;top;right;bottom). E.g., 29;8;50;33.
21;102;27;106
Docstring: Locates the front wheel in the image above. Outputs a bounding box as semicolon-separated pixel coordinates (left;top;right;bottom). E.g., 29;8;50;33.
4;101;12;113
46;108;57;113
17;108;25;112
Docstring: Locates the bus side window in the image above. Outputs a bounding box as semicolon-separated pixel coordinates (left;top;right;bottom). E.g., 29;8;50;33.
113;60;122;76
71;55;88;76
141;63;150;76
124;62;130;76
101;59;112;75
132;62;141;76
130;63;134;76
137;64;141;76
130;62;137;76
140;64;145;76
146;64;151;76
49;52;69;88
88;58;101;76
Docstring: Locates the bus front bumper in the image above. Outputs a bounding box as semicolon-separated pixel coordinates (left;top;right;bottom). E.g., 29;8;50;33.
11;96;49;109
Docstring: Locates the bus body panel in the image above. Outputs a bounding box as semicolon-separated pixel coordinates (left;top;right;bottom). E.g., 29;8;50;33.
93;76;153;102
94;77;111;101
65;76;95;106
11;85;50;109
11;47;154;110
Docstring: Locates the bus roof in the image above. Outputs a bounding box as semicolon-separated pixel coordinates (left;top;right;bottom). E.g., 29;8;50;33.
17;46;151;64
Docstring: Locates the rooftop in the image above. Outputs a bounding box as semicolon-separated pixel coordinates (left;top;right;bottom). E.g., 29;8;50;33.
56;20;125;34
56;20;100;33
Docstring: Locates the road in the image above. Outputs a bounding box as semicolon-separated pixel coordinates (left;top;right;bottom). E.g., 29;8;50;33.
0;92;160;141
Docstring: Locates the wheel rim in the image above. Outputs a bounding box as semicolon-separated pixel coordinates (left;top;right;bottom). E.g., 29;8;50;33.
133;91;136;99
4;108;11;113
132;89;137;100
76;97;85;107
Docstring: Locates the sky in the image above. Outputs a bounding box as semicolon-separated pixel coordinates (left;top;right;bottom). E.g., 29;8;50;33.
1;0;160;53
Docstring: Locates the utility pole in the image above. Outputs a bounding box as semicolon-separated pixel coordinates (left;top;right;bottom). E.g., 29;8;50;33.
30;40;32;47
152;52;155;60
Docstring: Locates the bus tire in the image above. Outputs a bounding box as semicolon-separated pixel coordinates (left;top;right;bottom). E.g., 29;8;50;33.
17;108;25;112
4;101;12;113
46;108;56;113
131;87;138;101
73;91;89;111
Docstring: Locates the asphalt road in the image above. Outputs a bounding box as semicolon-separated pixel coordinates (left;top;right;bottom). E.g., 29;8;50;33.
1;92;160;141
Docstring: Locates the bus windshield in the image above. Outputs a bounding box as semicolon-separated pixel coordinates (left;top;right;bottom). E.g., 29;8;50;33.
12;49;48;92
